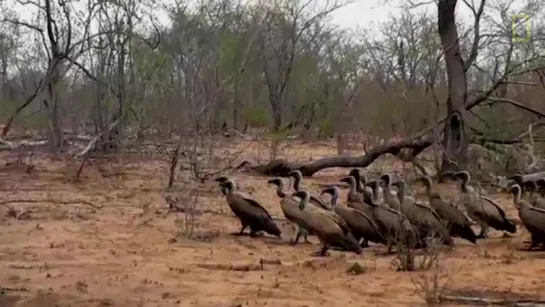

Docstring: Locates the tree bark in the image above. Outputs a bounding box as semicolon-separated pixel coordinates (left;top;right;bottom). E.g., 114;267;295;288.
438;0;469;173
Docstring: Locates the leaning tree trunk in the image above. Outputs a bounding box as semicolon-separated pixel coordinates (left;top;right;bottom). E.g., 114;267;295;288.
438;0;469;173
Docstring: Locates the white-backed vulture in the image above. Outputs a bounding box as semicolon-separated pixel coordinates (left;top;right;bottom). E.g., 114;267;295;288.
393;179;454;247
380;174;401;211
321;186;386;247
340;176;364;203
416;176;477;244
218;179;282;238
291;190;362;256
445;171;516;238
510;184;545;250
288;170;330;210
267;178;312;244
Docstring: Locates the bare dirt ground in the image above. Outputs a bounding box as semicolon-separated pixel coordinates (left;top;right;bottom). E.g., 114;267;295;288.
1;139;545;307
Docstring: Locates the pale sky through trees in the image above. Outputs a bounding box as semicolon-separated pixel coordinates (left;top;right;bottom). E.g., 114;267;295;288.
5;0;468;30
5;0;537;41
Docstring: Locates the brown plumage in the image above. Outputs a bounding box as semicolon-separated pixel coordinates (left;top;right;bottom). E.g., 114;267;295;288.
524;180;545;210
447;171;516;238
362;180;416;252
340;176;364;203
393;179;454;247
348;169;374;201
291;190;362;256
416;176;477;244
218;179;281;238
363;180;388;207
380;174;401;211
267;178;312;244
321;186;386;247
288;170;330;210
509;184;545;250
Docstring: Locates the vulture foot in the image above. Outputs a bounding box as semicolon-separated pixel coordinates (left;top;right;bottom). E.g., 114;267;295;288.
311;245;330;257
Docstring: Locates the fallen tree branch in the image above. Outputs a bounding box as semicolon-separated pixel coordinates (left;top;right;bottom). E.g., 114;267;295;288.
75;119;120;157
0;137;48;151
236;158;300;177
439;295;545;306
297;136;432;176
508;171;545;185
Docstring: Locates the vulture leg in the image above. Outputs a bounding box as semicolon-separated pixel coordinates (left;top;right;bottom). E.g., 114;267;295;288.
360;239;369;248
529;234;540;251
290;226;310;244
300;226;311;244
477;224;489;239
290;230;302;245
230;224;248;236
311;244;330;257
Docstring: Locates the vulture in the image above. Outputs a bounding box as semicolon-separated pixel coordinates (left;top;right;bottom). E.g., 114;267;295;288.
416;176;477;244
321;186;386;247
380;173;401;211
218;179;282;238
267;177;312;244
362;181;416;252
291;190;362;256
348;168;374;202
340;175;364;203
444;171;516;238
340;176;384;246
525;180;545;210
288;170;330;210
510;184;545;250
215;176;231;196
363;180;384;206
392;179;454;247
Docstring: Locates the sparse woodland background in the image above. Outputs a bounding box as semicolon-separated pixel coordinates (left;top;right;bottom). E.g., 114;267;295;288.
1;0;545;177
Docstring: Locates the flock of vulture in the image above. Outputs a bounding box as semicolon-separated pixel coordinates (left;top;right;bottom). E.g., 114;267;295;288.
211;168;545;257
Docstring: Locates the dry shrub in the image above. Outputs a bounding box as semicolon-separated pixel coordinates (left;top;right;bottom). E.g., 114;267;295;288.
393;227;444;272
256;132;292;162
167;188;201;239
168;132;248;188
410;251;454;306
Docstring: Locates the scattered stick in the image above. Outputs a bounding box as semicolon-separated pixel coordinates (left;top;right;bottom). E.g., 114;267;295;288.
0;286;30;292
440;295;545;306
0;199;101;209
195;258;283;271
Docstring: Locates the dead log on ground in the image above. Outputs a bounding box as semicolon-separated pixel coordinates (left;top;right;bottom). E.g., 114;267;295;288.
297;137;432;176
236;159;299;177
439;295;545;306
508;171;545;185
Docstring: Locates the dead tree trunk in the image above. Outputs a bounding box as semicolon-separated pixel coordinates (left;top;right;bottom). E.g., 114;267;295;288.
438;0;469;173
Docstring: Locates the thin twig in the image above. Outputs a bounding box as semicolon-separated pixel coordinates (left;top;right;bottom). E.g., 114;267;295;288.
0;199;101;209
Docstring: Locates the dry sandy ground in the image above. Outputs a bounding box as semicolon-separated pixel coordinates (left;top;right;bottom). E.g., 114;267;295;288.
1;139;545;307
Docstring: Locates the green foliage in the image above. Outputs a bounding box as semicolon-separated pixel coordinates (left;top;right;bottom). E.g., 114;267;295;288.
266;129;291;140
318;117;335;138
0;99;17;121
219;31;243;81
243;106;270;128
